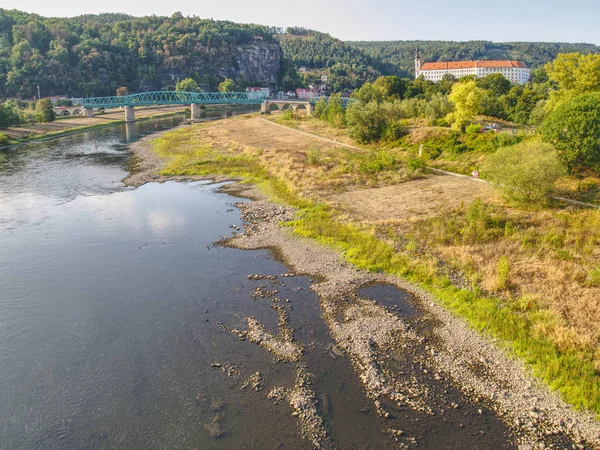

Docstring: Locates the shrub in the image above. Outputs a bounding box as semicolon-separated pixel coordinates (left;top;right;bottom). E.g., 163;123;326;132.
175;77;201;92
466;123;482;134
281;110;294;121
541;92;600;174
346;101;388;143
0;133;9;145
35;98;55;123
496;256;510;291
326;94;346;127
358;151;398;173
313;98;327;119
407;156;426;173
382;121;407;142
460;199;493;243
481;141;564;206
306;148;321;165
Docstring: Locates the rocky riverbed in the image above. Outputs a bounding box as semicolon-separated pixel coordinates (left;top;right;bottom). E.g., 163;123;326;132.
221;184;600;449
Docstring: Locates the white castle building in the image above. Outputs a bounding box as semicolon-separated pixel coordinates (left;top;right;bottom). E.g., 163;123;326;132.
414;47;530;85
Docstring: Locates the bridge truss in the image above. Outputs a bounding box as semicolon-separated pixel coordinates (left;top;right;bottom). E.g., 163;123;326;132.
309;96;355;107
82;91;268;109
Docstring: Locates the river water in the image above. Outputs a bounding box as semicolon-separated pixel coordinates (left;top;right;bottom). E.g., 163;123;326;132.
0;112;519;449
0;113;393;449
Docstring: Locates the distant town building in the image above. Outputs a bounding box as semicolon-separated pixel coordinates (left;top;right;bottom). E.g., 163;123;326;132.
49;95;68;104
295;88;318;99
246;87;271;97
414;46;530;84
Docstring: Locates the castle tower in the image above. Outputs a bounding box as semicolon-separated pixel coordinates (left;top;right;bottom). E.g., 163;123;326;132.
415;43;421;78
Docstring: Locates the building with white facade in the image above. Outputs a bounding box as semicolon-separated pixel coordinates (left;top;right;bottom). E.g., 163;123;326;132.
414;48;530;84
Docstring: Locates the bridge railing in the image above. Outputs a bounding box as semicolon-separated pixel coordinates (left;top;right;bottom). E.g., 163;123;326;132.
82;91;268;109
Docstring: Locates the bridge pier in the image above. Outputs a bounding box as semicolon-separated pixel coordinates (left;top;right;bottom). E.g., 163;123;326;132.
84;108;94;117
125;105;135;122
190;103;201;120
125;122;135;143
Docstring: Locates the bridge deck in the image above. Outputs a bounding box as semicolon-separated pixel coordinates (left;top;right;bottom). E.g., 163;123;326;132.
82;91;354;109
82;91;267;109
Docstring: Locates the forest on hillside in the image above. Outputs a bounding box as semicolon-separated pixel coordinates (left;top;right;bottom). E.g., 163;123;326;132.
276;28;404;92
0;9;283;98
348;40;600;75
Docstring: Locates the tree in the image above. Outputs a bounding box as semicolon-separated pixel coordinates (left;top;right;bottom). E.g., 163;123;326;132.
480;91;507;119
481;142;563;206
438;74;458;95
0;104;11;129
116;86;128;96
313;97;328;119
476;73;511;97
352;82;385;104
35;98;55;123
346;101;388;143
175;78;201;92
326;93;345;127
425;93;454;123
544;52;600;110
541;92;600;174
218;78;236;92
54;99;73;106
372;76;405;99
445;80;484;131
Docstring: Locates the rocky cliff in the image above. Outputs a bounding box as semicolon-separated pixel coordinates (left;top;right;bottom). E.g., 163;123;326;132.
226;43;283;85
155;42;283;91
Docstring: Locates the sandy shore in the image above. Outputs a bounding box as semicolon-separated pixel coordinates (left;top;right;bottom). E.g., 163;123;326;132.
126;127;600;449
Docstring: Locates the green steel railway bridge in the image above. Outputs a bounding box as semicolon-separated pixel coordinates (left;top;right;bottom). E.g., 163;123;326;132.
81;91;353;121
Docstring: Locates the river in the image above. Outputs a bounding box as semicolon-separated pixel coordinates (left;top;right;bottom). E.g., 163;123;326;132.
0;112;396;449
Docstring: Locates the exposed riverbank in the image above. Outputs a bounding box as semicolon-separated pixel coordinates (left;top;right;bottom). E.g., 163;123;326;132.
127;115;600;448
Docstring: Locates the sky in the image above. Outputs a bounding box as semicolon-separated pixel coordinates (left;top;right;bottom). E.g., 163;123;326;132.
3;0;599;44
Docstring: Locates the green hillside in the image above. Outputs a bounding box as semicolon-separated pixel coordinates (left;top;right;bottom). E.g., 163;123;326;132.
348;40;600;76
276;28;404;92
0;9;282;98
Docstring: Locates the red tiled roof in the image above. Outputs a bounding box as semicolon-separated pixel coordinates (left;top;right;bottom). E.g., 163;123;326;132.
420;60;528;70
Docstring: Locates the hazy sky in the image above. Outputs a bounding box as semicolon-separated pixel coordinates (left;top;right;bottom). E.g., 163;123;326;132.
3;0;599;44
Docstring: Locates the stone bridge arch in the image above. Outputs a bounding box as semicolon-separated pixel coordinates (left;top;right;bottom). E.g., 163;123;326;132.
261;100;314;116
